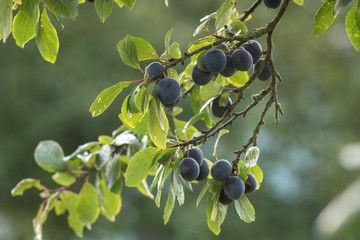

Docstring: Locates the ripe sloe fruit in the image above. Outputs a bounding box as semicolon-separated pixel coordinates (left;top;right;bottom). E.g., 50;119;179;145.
219;189;234;205
147;62;164;77
210;96;232;118
184;147;204;166
192;64;213;86
242;40;263;64
211;159;232;181
263;0;283;9
179;157;200;181
231;47;253;71
162;95;180;108
156;78;181;105
196;159;210;181
203;49;227;73
220;55;237;77
219;43;229;52
245;174;258;193
224;176;245;200
254;59;272;81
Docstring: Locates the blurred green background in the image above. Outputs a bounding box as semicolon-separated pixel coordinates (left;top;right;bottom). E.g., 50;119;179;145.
1;0;360;239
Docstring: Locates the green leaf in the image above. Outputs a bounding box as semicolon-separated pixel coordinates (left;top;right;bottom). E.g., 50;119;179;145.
0;0;13;43
12;8;39;48
164;28;173;51
172;171;184;206
293;0;304;6
147;99;169;149
114;0;136;10
155;164;172;207
42;0;78;20
163;179;176;225
61;192;84;237
98;135;113;145
229;20;248;35
117;35;140;69
168;42;181;58
94;144;112;169
133;37;159;61
125;147;159;187
112;130;138;146
215;0;235;29
313;0;337;37
105;157;122;192
244;146;260;168
334;0;353;15
234;195;255;223
52;172;76;186
19;0;40;19
36;8;59;63
213;129;229;161
173;118;199;140
64;141;99;161
89;81;131;117
11;178;42;196
34;140;66;173
250;164;263;190
187;36;215;53
33;193;58;240
76;183;100;228
95;0;113;23
227;71;248;87
196;181;210;207
54;198;67;215
193;18;211;36
164;0;169;7
190;85;201;114
129;85;149;113
345;5;360;51
154;148;177;165
137;179;154;199
200;82;223;101
206;193;227;235
121;94;147;128
119;110;149;135
98;178;121;221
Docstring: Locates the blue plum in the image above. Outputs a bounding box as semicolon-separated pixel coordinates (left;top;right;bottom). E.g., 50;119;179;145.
211;159;232;181
210;96;232;118
156;78;181;105
224;176;245;200
219;189;234;205
254;59;272;81
203;49;227;73
179;157;200;181
230;47;253;71
242;40;263;64
196;159;210;181
184;146;204;166
147;62;164;77
162;95;180;108
263;0;283;9
220;55;237;77
245;174;258;193
192;64;213;86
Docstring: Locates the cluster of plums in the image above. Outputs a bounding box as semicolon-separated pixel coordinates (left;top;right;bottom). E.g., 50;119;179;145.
191;40;272;118
179;147;258;205
146;62;182;108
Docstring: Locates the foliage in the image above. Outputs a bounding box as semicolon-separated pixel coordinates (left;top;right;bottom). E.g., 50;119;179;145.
4;0;359;239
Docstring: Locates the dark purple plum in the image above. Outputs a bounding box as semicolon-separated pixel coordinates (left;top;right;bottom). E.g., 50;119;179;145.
192;64;213;86
224;176;245;200
196;159;210;181
162;95;180;108
245;174;258;193
203;49;227;73
263;0;283;9
230;47;253;71
211;159;232;181
219;189;234;205
147;62;164;77
156;78;181;105
179;157;200;181
184;147;204;166
220;55;237;77
210;96;232;118
254;59;272;81
242;40;263;64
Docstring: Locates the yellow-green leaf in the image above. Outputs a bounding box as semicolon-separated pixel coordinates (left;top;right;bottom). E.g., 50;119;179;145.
147;99;169;149
36;8;59;63
0;0;13;42
76;183;100;228
345;5;360;51
227;71;248;87
12;9;38;48
313;0;336;37
99;178;121;221
95;0;113;23
11;178;42;196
